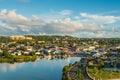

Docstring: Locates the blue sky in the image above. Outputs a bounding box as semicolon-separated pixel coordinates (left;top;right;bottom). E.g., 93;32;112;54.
0;0;120;37
0;0;120;16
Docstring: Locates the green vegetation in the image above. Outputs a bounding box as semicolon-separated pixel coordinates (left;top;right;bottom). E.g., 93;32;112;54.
62;65;71;80
0;56;36;63
74;65;86;80
0;51;36;63
87;59;120;80
62;57;120;80
88;67;120;80
0;36;11;43
62;62;86;80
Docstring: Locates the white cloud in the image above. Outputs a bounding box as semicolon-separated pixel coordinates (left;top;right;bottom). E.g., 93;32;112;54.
0;9;28;24
44;18;83;34
0;9;83;34
0;9;120;37
80;13;120;24
39;10;72;21
59;10;72;15
74;16;80;19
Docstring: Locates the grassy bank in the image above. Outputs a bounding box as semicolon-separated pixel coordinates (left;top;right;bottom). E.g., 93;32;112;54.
0;55;36;63
87;67;120;80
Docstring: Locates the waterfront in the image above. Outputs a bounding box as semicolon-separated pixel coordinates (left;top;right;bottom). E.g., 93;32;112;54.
0;57;80;80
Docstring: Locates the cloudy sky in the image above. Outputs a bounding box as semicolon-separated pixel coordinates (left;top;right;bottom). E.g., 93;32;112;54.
0;0;120;38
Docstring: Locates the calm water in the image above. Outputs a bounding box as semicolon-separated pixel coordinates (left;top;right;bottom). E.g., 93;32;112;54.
0;57;80;80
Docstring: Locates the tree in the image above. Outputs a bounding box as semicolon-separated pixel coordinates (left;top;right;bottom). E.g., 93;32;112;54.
109;70;113;79
67;76;71;80
30;52;35;56
99;69;103;80
93;67;99;79
100;61;104;67
118;70;120;77
3;50;10;58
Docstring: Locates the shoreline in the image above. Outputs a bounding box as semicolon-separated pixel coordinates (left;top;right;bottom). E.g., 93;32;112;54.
0;54;77;63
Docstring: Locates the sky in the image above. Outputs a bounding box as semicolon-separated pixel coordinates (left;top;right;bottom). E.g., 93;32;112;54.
0;0;120;38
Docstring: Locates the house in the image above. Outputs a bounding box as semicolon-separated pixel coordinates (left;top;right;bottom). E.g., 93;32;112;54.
11;52;16;56
116;46;120;49
88;61;94;65
85;51;91;54
62;48;69;52
38;41;45;43
51;50;61;54
83;48;89;51
42;49;49;55
17;51;22;56
0;49;3;56
92;53;101;58
47;49;53;53
104;60;111;64
11;50;22;56
8;48;15;53
23;50;30;55
89;46;95;51
35;52;41;55
26;46;33;52
76;47;80;53
109;53;117;59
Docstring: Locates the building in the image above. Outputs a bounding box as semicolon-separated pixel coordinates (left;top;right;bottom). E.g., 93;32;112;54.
10;36;25;40
9;36;32;40
26;37;33;40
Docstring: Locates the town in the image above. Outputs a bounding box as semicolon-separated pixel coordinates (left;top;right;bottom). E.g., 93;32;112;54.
1;36;120;58
1;35;120;80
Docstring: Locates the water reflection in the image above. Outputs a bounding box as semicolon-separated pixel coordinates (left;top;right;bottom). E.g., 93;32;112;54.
0;63;25;72
0;57;80;80
32;57;71;67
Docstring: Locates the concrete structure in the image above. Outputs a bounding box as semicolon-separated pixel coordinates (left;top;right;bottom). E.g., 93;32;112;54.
9;36;32;40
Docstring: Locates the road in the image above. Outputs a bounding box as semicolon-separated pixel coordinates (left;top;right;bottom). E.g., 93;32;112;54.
67;61;93;80
68;63;79;80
